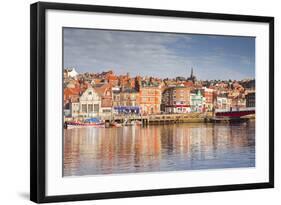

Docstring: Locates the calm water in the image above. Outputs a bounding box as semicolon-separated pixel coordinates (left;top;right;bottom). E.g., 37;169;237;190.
64;121;255;176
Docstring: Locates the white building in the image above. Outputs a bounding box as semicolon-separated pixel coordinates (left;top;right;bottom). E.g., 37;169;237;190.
65;68;78;78
70;87;101;117
216;95;230;110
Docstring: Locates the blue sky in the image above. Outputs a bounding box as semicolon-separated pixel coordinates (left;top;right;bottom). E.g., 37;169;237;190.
64;28;255;80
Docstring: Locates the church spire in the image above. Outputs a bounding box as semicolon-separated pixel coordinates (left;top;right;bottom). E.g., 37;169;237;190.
187;67;196;83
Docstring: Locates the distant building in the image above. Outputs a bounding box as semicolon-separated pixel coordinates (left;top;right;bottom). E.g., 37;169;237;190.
65;68;78;78
176;76;186;81
246;91;255;107
162;86;191;113
186;68;196;83
241;79;255;90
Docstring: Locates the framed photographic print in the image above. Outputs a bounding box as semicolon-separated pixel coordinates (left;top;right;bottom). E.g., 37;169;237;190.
30;2;274;203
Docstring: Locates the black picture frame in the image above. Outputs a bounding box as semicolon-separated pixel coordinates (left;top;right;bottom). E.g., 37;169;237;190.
30;2;274;203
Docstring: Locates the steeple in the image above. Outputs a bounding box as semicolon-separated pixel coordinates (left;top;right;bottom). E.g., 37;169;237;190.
187;67;196;83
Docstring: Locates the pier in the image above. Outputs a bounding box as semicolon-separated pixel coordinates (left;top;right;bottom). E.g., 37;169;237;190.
65;108;255;127
101;112;212;125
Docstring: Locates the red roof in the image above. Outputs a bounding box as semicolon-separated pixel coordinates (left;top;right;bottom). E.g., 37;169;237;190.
64;87;80;99
183;81;194;87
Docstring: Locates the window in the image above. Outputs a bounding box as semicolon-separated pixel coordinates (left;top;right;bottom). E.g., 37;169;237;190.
88;104;93;112
114;95;120;101
88;91;92;95
94;104;99;112
131;94;135;99
82;104;87;113
103;109;111;113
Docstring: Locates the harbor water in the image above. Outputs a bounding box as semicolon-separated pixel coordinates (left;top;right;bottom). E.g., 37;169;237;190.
64;121;255;176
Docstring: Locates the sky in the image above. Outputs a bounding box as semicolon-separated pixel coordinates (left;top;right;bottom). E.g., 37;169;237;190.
63;27;255;80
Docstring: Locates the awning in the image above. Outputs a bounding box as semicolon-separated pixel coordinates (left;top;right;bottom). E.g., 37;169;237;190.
113;106;141;113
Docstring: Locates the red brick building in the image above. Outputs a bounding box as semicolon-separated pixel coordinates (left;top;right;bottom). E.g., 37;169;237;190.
161;86;191;113
139;85;161;115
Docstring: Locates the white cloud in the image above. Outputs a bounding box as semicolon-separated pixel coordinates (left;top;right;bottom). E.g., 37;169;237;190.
63;28;255;80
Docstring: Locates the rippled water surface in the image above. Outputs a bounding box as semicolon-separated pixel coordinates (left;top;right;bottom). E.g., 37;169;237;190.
64;121;255;176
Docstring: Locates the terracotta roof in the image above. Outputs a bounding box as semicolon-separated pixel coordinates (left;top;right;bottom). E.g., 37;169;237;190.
183;81;194;87
106;74;118;81
64;87;80;98
94;83;111;96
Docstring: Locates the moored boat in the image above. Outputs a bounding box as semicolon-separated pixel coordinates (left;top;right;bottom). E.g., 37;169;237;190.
65;118;105;129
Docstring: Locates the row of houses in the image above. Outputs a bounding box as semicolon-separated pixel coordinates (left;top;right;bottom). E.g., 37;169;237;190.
64;82;255;118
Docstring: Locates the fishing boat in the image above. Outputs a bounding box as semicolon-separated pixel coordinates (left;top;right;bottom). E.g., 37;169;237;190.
65;118;105;129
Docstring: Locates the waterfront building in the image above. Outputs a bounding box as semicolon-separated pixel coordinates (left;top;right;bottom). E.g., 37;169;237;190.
70;86;101;117
64;87;81;118
227;88;246;109
120;88;140;107
201;87;214;111
94;83;113;117
190;89;204;112
161;86;191;113
229;95;246;109
112;87;140;114
216;93;230;110
138;81;161;115
246;91;255;107
112;87;121;107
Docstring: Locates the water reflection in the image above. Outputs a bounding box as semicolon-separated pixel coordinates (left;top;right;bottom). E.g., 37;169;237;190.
64;121;255;176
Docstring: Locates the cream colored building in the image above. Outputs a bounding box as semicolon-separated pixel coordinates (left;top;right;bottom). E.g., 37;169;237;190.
70;87;101;117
